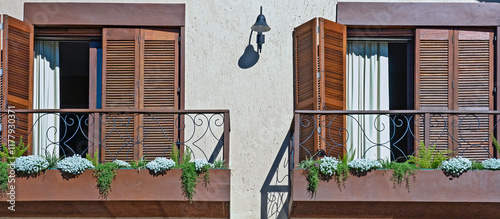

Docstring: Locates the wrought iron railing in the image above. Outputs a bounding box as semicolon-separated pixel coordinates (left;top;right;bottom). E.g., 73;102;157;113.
0;109;230;166
290;110;500;169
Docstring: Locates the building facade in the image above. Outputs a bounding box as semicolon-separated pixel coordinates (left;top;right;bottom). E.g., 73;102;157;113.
1;0;499;218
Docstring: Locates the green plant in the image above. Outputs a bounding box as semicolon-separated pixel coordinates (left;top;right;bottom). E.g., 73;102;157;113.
86;151;100;167
180;151;197;202
0;162;8;196
170;144;180;167
212;159;226;169
0;136;29;163
407;141;450;169
471;160;485;170
384;161;417;192
340;146;356;165
93;162;118;199
492;133;500;153
334;162;349;188
299;157;320;194
44;148;63;169
129;156;148;169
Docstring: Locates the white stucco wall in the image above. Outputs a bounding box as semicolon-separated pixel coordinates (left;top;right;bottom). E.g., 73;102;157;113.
0;0;336;218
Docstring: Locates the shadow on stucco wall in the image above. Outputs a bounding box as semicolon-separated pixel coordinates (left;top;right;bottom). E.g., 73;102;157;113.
260;130;291;219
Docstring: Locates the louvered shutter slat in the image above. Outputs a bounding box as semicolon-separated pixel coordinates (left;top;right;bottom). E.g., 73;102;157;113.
455;30;493;160
140;29;179;160
102;28;138;161
320;18;346;158
1;15;33;150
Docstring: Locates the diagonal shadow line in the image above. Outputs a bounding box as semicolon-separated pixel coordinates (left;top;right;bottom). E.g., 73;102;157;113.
260;130;292;219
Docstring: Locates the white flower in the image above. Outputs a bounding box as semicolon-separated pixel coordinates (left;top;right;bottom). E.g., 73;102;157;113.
57;155;94;175
193;159;212;171
112;159;131;168
348;158;382;172
482;158;500;170
145;157;175;173
15;155;49;174
319;156;339;176
440;156;472;175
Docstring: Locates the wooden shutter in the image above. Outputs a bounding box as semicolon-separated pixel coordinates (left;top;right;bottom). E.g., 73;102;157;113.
416;29;494;159
415;29;453;153
319;18;346;158
139;29;179;160
294;18;320;161
1;15;33;151
102;28;139;161
294;18;346;160
454;29;493;160
102;28;179;161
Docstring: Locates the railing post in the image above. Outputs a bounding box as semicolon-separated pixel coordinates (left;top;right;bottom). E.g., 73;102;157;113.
293;113;300;169
424;113;430;147
223;112;230;167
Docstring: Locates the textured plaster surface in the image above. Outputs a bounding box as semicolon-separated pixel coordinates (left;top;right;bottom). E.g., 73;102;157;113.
0;0;335;217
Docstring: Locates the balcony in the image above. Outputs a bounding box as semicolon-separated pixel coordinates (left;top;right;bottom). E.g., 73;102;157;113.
290;110;500;218
0;109;230;218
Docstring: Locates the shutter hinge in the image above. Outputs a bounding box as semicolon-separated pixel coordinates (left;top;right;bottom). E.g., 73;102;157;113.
317;71;321;79
316;26;320;33
138;35;141;43
137;80;140;88
495;36;497;42
0;23;3;31
0;69;3;77
178;37;181;42
177;87;181;94
318;126;321;134
494;86;497;95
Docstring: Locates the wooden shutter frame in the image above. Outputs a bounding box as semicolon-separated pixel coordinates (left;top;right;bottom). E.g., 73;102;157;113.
1;15;34;152
319;18;347;157
415;28;494;158
294;18;346;160
139;29;179;160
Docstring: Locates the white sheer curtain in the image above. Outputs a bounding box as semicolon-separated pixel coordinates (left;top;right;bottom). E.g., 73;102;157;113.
346;41;390;160
33;41;60;156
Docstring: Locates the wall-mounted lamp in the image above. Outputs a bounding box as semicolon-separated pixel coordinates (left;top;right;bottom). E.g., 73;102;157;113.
251;6;271;53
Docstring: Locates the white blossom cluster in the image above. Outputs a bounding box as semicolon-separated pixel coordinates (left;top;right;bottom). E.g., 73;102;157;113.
440;156;472;176
57;155;95;175
112;160;131;168
319;156;339;176
145;157;175;173
194;159;212;171
348;159;382;172
15;155;49;174
482;158;500;170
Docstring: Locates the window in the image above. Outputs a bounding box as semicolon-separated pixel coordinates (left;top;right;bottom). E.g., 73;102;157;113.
293;17;495;160
2;9;183;161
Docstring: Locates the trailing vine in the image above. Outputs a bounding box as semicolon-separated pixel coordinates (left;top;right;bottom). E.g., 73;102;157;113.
0;162;8;196
299;157;320;194
93;162;118;199
383;162;417;192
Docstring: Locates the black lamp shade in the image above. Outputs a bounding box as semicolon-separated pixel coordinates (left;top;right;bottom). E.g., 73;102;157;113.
251;14;271;32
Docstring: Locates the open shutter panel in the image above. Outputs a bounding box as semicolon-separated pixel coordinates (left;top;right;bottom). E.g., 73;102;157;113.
1;15;33;150
294;18;320;161
454;30;494;160
319;18;346;158
140;29;179;160
102;28;139;161
415;29;453;153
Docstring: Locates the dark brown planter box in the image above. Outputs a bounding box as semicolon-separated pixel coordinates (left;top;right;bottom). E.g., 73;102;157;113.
0;169;230;218
291;169;500;218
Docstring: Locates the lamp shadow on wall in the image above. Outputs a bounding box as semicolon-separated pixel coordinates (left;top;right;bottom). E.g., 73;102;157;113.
238;30;260;69
238;44;260;69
